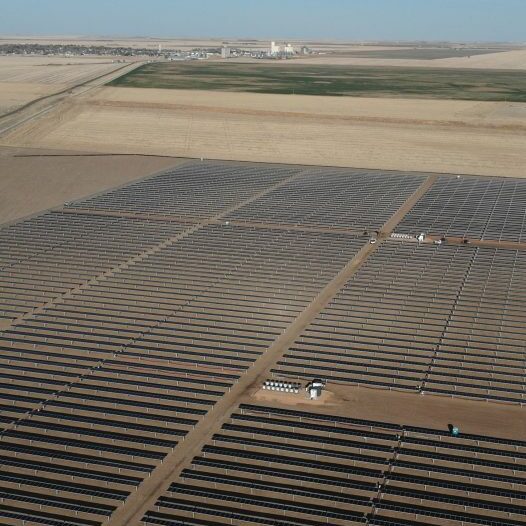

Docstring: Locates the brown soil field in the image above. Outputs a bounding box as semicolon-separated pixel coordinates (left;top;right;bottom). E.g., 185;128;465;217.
98;87;526;124
0;55;127;115
0;81;59;115
0;146;184;225
3;87;525;177
0;56;126;89
290;48;526;70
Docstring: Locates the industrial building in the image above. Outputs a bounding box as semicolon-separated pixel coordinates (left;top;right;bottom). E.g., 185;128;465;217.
269;40;296;56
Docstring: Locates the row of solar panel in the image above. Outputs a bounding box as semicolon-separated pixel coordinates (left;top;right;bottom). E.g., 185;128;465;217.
0;353;231;525
0;210;369;524
226;169;426;231
141;404;526;526
396;175;526;242
275;240;526;403
65;162;526;243
66;162;427;234
0;212;187;319
66;162;302;218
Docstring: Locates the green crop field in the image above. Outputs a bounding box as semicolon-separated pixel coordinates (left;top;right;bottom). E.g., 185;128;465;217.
109;62;526;102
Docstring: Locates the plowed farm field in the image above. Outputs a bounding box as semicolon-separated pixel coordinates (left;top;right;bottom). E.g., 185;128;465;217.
3;86;525;177
0;56;124;115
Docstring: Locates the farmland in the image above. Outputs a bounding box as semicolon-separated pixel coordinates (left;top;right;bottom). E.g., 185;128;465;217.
339;47;506;60
0;56;124;84
3;86;525;178
0;55;125;115
110;62;526;101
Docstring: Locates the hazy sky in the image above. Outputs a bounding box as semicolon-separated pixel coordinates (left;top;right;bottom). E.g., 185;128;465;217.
0;0;524;42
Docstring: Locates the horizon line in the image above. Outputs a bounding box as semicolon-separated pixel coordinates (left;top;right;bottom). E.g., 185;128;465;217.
0;34;524;45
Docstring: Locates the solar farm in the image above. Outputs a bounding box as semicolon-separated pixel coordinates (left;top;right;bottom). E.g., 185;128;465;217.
0;160;525;526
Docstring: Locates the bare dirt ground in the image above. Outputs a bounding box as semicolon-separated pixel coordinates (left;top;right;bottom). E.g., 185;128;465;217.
3;87;525;177
0;146;184;225
250;384;526;440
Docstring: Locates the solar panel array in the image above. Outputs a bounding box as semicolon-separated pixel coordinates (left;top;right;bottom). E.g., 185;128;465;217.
142;403;526;526
0;161;374;525
66;162;303;218
227;168;426;230
0;213;186;321
396;175;526;242
0;239;236;526
275;241;526;403
1;160;525;525
115;225;366;372
427;246;526;402
0;353;228;526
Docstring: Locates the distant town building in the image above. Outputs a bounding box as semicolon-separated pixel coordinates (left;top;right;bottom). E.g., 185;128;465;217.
269;41;296;57
283;43;295;55
221;46;231;59
270;41;281;55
